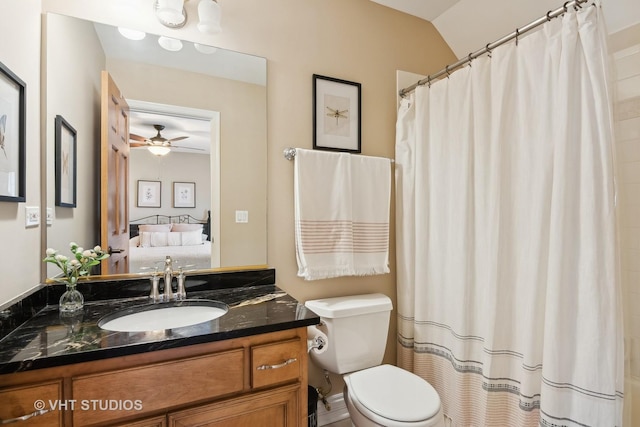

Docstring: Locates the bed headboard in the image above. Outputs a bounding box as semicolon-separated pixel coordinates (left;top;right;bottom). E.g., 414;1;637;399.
130;210;212;241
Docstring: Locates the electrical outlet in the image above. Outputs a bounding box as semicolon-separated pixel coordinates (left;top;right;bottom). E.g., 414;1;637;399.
25;206;40;227
235;210;249;223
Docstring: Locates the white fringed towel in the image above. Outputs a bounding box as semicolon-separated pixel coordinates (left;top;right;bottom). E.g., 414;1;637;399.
294;148;391;280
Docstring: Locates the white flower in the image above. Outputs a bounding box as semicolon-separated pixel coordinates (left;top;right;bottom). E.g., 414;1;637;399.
94;245;102;252
44;241;109;284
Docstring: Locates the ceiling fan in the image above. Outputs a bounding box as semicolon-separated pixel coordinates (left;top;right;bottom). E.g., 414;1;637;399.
130;124;204;156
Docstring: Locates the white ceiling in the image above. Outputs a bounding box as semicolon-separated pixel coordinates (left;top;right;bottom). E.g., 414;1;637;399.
371;0;640;58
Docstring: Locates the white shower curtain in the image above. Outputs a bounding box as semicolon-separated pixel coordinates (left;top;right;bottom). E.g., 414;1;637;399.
396;6;624;426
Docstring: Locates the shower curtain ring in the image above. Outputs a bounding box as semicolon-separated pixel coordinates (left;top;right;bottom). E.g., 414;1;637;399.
427;75;432;88
445;65;451;78
515;28;520;46
486;43;492;58
563;1;570;13
546;10;553;21
468;53;473;66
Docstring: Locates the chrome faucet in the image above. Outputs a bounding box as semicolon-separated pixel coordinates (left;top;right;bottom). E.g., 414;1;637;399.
163;256;174;301
175;267;186;300
149;268;161;303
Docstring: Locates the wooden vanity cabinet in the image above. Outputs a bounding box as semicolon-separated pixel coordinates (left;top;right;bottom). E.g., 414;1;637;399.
0;327;309;427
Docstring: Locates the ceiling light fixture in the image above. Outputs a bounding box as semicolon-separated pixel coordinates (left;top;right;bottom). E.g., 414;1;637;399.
118;27;146;41
197;0;222;34
158;36;183;51
147;145;171;156
155;0;187;28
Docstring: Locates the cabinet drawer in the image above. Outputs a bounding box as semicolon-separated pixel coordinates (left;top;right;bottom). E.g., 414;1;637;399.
0;381;62;426
167;384;300;427
72;348;244;426
251;338;301;389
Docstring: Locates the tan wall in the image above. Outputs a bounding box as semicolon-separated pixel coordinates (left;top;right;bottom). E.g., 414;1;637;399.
0;0;42;305
610;21;640;427
44;13;104;277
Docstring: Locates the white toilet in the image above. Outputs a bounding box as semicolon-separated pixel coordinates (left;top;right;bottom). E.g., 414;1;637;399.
305;293;445;427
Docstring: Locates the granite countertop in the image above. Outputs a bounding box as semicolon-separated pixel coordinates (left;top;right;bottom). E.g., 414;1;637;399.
0;273;320;375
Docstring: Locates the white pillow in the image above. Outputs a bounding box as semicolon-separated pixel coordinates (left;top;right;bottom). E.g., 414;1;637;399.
138;224;172;233
181;230;203;246
140;232;152;248
150;232;168;247
130;236;141;247
167;232;182;246
171;223;203;233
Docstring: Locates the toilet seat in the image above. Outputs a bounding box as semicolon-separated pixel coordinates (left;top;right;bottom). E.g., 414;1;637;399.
344;364;441;427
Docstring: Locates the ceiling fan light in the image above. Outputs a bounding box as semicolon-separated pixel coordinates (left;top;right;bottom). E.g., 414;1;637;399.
148;145;171;156
118;27;146;41
158;36;183;52
194;43;218;54
197;0;222;34
155;0;186;28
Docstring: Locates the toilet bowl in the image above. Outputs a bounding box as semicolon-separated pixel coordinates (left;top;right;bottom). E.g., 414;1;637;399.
343;364;445;427
305;294;445;427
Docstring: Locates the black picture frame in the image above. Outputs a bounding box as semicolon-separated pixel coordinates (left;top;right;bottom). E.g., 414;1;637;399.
137;180;162;208
173;181;196;208
313;74;361;154
0;60;26;202
55;115;77;207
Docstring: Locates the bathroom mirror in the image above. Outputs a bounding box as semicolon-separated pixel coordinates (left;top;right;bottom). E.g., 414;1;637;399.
44;13;267;278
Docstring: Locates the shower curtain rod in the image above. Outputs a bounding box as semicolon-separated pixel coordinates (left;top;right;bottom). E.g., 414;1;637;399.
399;0;589;97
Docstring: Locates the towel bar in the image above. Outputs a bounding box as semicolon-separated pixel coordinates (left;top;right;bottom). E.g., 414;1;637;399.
283;147;394;163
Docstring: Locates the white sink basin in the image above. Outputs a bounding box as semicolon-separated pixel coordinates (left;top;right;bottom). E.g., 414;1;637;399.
98;300;228;332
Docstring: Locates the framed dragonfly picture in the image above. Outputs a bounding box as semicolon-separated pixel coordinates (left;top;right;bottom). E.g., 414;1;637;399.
55;115;77;207
0;61;26;202
312;74;361;154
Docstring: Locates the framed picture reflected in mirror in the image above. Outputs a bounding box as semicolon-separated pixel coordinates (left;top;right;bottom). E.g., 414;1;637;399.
55;115;77;208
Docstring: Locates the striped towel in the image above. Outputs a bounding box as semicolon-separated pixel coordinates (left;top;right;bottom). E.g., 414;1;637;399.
294;148;390;280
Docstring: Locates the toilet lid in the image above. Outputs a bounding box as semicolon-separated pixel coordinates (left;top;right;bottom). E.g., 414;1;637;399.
345;365;441;423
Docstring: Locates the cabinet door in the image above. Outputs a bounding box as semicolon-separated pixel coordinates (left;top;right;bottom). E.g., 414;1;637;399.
112;414;166;427
167;384;299;427
0;381;62;426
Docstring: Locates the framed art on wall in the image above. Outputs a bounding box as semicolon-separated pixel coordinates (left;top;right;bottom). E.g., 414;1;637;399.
55;115;77;207
173;181;195;208
137;180;161;208
0;60;26;202
313;74;361;153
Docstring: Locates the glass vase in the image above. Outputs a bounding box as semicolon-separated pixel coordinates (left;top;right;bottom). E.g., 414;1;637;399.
59;282;84;313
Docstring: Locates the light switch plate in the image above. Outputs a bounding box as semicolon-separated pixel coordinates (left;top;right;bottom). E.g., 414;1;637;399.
25;206;40;227
235;210;249;223
46;208;53;225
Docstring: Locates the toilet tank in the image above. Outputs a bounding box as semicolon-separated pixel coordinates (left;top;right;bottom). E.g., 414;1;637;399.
305;293;393;374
